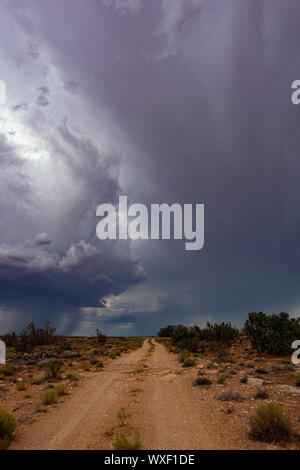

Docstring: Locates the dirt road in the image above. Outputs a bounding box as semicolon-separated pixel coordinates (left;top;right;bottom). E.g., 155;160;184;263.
10;340;274;450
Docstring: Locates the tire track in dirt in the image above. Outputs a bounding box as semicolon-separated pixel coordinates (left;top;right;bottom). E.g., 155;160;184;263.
11;341;149;450
11;339;266;450
133;341;221;450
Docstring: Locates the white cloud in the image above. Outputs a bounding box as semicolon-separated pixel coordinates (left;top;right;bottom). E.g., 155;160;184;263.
59;241;101;278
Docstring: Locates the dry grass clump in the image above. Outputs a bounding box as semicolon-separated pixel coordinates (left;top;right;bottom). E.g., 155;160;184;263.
67;373;80;381
0;410;16;450
113;432;142;450
16;380;27;391
40;390;57;405
55;384;67;396
117;408;127;426
249;403;292;442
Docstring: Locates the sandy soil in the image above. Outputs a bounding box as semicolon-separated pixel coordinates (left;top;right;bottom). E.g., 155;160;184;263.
10;340;300;450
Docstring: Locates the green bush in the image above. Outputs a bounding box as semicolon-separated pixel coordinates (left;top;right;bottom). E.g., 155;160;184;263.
41;390;57;405
250;403;292;442
40;358;61;379
16;380;27;391
3;321;56;353
158;322;239;353
96;329;107;345
217;374;227;384
67;373;80;381
0;364;16;376
55;384;67;396
244;312;300;355
183;357;196;367
117;408;127;426
30;376;47;385
113;432;142;450
0;410;16;450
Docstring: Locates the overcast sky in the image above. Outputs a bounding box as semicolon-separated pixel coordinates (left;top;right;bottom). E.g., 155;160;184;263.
1;0;300;336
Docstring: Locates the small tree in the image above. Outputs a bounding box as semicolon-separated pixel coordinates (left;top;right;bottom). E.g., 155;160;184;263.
96;329;107;345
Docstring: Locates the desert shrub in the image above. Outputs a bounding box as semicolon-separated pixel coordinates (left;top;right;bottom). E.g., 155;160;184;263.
268;364;284;373
41;390;57;405
215;350;233;363
254;388;269;400
244;312;300;355
113;432;142;450
206;322;240;344
284;364;295;371
294;373;300;387
158;322;239;353
255;368;268;375
7;321;57;353
55;384;67;396
179;349;190;362
176;336;202;353
16;380;27;391
117;408;127;426
0;364;16;376
62;350;73;359
206;341;226;354
157;325;177;337
30;376;46;385
67;373;80;381
96;361;104;368
240;375;248;384
183;358;196;367
217;391;243;402
40;358;61;379
217;374;227;384
250;403;292;442
96;329;107;345
194;377;211;386
0;410;16;450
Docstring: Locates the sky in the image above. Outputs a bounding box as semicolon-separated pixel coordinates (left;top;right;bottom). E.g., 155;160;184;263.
1;0;300;336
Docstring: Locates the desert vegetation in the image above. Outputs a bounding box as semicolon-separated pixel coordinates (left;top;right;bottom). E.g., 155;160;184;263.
0;313;299;450
0;322;144;449
156;311;300;448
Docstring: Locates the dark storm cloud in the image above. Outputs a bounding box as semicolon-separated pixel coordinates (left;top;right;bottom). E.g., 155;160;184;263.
0;237;144;333
1;0;300;335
